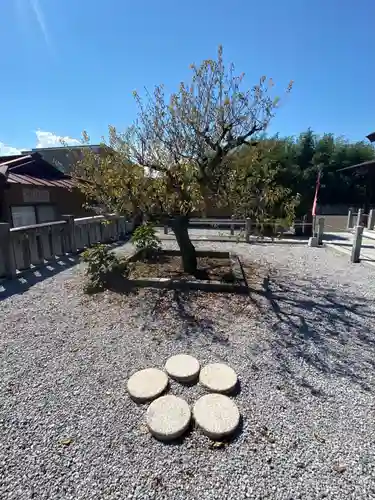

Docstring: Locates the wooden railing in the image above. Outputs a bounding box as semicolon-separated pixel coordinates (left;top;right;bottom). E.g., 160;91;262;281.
347;208;375;230
162;217;316;240
0;214;135;279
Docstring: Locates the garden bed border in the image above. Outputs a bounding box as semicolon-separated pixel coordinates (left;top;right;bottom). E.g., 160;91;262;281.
125;249;249;294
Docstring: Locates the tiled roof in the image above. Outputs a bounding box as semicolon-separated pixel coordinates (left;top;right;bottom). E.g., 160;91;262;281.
6;172;76;189
0;155;34;167
0;165;9;177
0;154;30;164
0;153;77;189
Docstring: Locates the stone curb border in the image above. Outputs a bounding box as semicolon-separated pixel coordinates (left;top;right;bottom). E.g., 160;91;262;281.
158;234;312;245
326;242;375;269
124;249;249;294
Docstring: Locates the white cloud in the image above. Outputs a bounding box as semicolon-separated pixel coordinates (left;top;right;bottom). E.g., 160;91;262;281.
29;0;52;50
15;0;53;52
0;130;81;157
35;130;81;148
0;143;22;156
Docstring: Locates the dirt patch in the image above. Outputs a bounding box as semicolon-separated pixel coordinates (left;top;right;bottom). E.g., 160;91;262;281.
128;255;234;281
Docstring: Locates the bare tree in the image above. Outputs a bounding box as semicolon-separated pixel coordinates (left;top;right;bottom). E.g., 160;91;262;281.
74;46;292;273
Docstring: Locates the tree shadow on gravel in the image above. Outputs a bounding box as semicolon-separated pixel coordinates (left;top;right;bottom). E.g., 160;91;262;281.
0;255;80;301
0;239;132;302
257;272;375;393
145;288;230;345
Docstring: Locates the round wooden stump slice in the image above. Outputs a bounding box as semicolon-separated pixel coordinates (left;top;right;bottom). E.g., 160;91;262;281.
146;395;191;441
193;393;240;439
127;368;168;403
165;354;200;383
199;363;238;393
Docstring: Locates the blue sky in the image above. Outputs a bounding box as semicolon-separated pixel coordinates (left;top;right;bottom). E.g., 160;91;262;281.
0;0;374;154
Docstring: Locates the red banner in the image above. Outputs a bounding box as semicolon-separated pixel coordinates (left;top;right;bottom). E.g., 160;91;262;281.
312;170;321;216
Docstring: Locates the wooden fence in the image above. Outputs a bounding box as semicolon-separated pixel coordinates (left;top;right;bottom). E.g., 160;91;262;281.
162;217;314;240
0;214;135;279
347;208;375;231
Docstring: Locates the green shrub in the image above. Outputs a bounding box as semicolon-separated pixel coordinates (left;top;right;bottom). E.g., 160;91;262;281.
131;223;161;259
81;244;128;294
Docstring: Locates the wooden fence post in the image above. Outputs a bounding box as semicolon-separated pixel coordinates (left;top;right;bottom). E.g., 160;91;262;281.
346;208;353;230
62;215;77;253
356;208;363;227
317;217;325;245
119;216;127;239
245;218;251;243
367;209;375;230
351;225;363;263
0;223;17;278
312;215;317;236
230;215;235;236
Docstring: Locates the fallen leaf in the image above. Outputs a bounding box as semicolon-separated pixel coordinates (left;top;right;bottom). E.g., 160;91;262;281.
210;441;226;449
332;463;347;473
59;438;73;446
314;432;326;443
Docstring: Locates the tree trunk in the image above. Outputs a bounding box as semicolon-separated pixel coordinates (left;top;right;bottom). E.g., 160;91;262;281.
171;215;197;274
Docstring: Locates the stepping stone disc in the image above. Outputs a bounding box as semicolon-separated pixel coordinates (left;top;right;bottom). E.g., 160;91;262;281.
193;393;240;439
165;354;200;383
127;368;168;403
146;395;191;441
199;363;238;393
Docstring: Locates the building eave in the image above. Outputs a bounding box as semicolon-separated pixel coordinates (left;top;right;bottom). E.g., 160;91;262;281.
337;160;375;173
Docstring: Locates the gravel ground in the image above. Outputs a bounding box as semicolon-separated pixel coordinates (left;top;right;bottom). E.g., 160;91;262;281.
1;238;375;500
